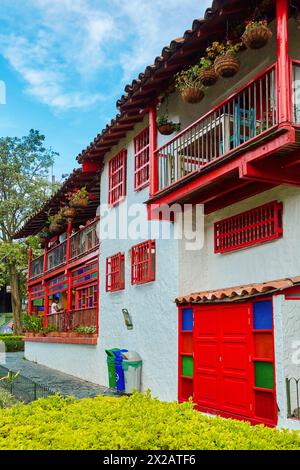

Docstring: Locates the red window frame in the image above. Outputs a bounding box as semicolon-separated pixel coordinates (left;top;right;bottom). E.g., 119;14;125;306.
214;201;283;254
108;149;127;206
134;127;150;190
106;253;125;292
131;240;156;285
75;283;98;310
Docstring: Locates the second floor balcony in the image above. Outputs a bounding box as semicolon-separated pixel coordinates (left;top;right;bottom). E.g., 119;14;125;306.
29;219;99;281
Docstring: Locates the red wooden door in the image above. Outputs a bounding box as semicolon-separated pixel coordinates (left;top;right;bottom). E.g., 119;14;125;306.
194;303;253;419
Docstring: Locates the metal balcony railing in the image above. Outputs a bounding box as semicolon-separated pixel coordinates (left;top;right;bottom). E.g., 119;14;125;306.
156;64;277;191
286;377;300;420
70;221;98;260
29;255;44;279
46;240;67;271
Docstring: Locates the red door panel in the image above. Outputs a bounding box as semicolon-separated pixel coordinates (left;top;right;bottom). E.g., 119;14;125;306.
194;307;219;409
194;303;253;419
219;305;252;417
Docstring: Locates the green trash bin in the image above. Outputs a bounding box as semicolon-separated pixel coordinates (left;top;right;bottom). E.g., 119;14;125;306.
105;348;119;388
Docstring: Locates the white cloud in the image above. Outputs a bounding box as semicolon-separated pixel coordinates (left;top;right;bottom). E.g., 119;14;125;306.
0;0;210;111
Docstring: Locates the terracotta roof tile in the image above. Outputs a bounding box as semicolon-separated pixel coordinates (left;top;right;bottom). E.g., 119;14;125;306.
176;277;300;304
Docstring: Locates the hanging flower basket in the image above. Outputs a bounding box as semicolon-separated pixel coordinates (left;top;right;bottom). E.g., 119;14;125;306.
181;87;204;104
199;67;218;87
242;22;272;50
214;53;240;78
61;206;77;218
69;198;89;209
158;123;176;135
49;222;64;234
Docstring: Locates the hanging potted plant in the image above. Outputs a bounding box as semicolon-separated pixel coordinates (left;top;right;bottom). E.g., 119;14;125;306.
199;57;218;87
68;187;90;209
61;205;77;219
48;213;67;234
242;19;272;49
38;228;51;244
157;115;181;135
175;65;204;104
211;41;242;78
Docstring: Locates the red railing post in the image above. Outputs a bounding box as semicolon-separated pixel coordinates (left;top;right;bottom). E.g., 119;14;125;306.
27;247;32;280
277;0;291;125
44;282;49;328
149;105;158;197
66;219;72;262
43;242;48;273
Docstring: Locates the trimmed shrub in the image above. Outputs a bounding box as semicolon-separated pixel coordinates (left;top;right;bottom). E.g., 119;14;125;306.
0;336;24;352
0;393;299;450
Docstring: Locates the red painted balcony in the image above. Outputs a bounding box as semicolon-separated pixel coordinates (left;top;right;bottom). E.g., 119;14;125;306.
28;220;99;280
149;61;300;214
156;66;277;192
29;254;44;280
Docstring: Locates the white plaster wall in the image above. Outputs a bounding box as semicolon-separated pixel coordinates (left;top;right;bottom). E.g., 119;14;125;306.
97;116;179;402
178;186;300;296
25;342;103;384
273;296;300;430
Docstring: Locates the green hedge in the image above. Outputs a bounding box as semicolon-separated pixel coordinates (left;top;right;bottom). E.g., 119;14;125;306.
0;393;299;450
0;336;24;352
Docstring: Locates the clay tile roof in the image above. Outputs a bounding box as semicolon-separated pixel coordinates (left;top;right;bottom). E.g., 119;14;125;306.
76;0;234;164
175;277;300;304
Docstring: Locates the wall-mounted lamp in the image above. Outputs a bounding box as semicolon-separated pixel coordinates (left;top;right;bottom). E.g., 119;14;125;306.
122;309;133;330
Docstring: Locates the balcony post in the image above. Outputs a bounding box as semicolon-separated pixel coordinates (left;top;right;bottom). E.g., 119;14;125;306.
149;105;158;197
66;219;72;262
43;241;48;273
66;270;72;329
44;283;49;328
276;0;291;125
27;247;32;280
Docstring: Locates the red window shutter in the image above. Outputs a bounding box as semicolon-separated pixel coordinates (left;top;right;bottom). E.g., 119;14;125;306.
214;201;283;254
134;127;150;190
131;240;156;285
106;253;125;292
108;149;127;206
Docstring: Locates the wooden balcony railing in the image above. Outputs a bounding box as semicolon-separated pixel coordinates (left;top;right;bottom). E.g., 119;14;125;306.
70;221;98;260
47;240;67;272
29;254;44;279
46;308;97;332
29;220;99;280
155;64;277;192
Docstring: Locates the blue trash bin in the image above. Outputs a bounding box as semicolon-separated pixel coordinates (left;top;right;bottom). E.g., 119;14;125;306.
113;349;128;391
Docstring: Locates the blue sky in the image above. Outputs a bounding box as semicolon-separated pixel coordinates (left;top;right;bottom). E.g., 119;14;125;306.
0;0;211;181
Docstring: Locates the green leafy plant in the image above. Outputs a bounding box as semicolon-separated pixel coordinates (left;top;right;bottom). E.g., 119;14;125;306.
199;57;213;70
0;370;20;383
43;325;57;334
23;314;43;333
175;65;203;91
244;19;268;32
75;325;97;334
206;40;242;59
67;187;90;205
156;115;180;131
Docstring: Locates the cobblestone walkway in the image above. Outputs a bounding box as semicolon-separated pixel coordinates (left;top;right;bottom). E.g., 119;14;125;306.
2;352;121;399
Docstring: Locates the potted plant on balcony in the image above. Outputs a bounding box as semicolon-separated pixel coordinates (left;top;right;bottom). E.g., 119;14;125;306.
242;19;272;49
24;314;44;337
157;115;181;135
175;65;205;104
38;228;51;245
68;187;90;209
61;205;77;219
75;325;97;337
48;212;67;234
211;41;242;78
199;57;218;87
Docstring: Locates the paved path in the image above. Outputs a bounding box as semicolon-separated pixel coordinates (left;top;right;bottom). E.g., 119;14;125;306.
1;352;121;399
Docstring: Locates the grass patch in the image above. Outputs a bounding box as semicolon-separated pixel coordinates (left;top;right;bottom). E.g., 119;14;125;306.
0;387;19;409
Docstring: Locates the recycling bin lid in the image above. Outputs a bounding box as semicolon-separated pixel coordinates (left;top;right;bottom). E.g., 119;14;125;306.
122;351;142;361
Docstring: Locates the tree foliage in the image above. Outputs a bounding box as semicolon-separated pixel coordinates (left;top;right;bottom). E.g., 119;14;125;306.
0;129;58;332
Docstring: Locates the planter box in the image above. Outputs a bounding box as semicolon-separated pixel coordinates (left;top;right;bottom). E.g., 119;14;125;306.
25;332;35;338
